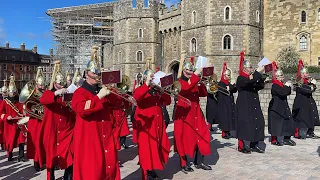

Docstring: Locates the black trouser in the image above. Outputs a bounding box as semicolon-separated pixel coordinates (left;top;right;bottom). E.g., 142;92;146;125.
193;147;204;165
18;143;25;159
120;136;126;145
49;165;73;180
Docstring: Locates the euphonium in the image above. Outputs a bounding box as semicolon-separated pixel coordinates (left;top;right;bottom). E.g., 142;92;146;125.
200;74;231;96
19;79;44;120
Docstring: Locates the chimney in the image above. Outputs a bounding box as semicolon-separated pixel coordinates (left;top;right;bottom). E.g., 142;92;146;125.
50;48;53;56
5;41;9;49
21;43;26;51
33;44;37;53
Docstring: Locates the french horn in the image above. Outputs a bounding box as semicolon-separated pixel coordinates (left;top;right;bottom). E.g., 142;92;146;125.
19;79;44;120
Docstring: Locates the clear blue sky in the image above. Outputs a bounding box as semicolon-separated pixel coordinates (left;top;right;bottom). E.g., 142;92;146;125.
0;0;179;55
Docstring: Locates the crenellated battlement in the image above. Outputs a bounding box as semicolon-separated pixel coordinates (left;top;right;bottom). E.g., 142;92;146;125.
159;2;181;20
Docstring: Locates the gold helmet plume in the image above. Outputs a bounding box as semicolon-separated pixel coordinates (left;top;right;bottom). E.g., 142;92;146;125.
143;58;154;80
86;46;101;74
8;74;17;93
36;67;45;86
72;68;82;85
49;61;65;90
1;79;8;95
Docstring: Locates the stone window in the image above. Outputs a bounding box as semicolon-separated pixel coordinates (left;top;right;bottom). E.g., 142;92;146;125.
138;28;143;38
300;35;307;50
256;10;260;23
318;8;320;21
20;65;23;71
3;64;7;70
224;6;231;21
190;38;197;53
12;65;15;71
301;11;306;23
223;34;232;50
136;51;143;62
192;11;196;24
318;57;320;66
118;51;122;62
26;65;30;71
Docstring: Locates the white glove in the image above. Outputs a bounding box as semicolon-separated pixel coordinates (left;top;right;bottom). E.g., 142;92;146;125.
97;87;110;99
194;68;202;76
285;81;292;87
145;74;153;87
256;66;264;73
311;79;317;85
54;88;68;96
7;116;12;120
226;86;230;91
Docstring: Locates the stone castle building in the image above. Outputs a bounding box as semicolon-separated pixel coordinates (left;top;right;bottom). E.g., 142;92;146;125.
104;0;264;80
264;0;320;66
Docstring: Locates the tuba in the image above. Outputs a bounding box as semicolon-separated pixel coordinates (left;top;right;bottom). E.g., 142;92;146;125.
19;79;44;120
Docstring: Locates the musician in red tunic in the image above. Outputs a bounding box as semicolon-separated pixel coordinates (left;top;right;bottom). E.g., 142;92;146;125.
71;46;121;180
133;68;171;180
174;59;212;173
23;67;46;171
39;61;75;180
0;75;27;161
0;80;8;150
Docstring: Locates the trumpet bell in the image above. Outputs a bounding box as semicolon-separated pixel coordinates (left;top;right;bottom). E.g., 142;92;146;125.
117;75;131;93
209;84;218;94
172;81;181;94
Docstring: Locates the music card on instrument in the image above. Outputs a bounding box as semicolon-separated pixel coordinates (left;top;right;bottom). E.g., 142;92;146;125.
160;74;174;88
63;93;73;102
101;71;121;85
195;56;208;69
202;66;214;77
264;63;273;73
258;57;271;67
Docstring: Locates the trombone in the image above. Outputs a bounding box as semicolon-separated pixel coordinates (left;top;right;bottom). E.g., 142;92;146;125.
151;81;192;106
199;74;231;96
286;77;318;92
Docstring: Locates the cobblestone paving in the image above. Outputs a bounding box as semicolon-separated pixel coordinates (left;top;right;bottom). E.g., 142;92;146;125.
1;124;320;180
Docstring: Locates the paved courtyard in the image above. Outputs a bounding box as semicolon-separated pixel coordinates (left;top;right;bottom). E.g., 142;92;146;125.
0;124;320;180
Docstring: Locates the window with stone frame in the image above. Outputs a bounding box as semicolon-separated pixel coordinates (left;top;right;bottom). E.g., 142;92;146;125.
256;10;260;23
138;28;143;38
223;35;232;50
225;6;231;21
191;38;197;53
137;51;143;62
3;64;7;70
318;8;320;21
301;11;306;23
318;57;320;66
300;35;307;50
192;11;196;24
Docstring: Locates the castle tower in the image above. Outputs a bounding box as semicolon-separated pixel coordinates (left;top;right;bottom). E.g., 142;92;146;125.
179;0;264;75
113;0;161;78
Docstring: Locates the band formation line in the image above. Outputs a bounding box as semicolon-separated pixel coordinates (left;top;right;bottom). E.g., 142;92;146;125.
0;47;318;180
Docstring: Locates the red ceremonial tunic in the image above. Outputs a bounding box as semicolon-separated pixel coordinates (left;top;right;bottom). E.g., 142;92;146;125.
39;90;75;171
25;100;42;161
112;95;130;150
133;84;171;171
0;100;4;144
71;82;121;180
0;98;26;152
174;74;211;157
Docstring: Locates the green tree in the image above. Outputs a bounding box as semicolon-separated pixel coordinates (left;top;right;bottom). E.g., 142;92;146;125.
276;46;301;69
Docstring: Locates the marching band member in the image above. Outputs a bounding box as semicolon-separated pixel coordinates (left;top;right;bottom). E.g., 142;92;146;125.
293;60;319;139
133;68;171;180
71;47;120;180
66;71;72;87
39;61;74;180
0;80;8;150
236;52;266;154
25;67;46;171
131;72;143;144
216;62;237;139
268;61;296;146
174;58;212;173
205;73;218;132
0;75;27;161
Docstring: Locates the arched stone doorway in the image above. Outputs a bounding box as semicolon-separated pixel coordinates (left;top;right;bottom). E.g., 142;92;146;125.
167;61;179;81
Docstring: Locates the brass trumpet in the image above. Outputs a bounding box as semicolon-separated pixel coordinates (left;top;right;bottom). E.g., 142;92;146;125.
151;81;192;106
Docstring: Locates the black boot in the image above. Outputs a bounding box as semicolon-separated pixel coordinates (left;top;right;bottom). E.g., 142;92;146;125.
147;170;159;180
250;142;264;153
18;143;28;162
50;168;55;180
195;163;212;170
34;162;41;172
8;152;13;161
307;129;319;139
181;165;194;174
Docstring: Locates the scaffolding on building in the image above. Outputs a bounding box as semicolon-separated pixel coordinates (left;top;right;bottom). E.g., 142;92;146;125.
46;2;115;74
